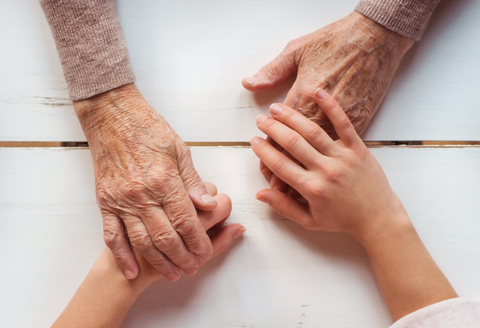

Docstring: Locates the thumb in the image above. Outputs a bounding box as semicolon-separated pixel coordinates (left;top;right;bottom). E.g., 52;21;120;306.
256;189;312;228
242;45;298;92
178;148;218;211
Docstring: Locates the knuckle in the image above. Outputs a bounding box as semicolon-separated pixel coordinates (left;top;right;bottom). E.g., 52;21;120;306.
96;185;112;208
304;179;325;198
122;182;147;200
172;218;197;239
285;38;301;51
271;156;286;173
284;133;300;149
324;167;341;183
103;228;123;248
151;229;178;250
305;124;322;141
129;233;152;250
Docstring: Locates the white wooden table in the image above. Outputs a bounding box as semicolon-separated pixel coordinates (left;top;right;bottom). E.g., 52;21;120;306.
1;1;480;327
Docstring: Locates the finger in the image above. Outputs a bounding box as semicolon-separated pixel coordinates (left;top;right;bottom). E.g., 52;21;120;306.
269;103;337;156
204;181;218;197
263;137;289;192
314;88;362;147
242;44;297;92
197;193;232;231
102;212;139;279
256;114;321;169
255;189;314;229
198;224;246;267
142;204;203;275
259;136;281;179
123;215;182;281
178;147;218;211
163;178;214;260
250;136;306;191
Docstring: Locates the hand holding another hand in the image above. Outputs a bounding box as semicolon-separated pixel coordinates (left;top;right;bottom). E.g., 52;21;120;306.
104;182;245;290
74;84;221;281
251;88;408;244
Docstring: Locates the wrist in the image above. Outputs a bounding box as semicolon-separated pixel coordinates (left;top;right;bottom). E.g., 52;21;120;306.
73;83;145;138
350;11;415;54
95;248;157;294
359;211;415;254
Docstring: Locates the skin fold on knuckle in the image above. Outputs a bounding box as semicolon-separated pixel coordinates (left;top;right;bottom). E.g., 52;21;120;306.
103;227;124;250
172;217;209;254
270;156;286;174
129;232;153;252
304;178;326;198
284;133;301;150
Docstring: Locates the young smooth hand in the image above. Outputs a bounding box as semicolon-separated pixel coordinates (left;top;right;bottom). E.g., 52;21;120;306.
251;90;457;321
52;182;245;328
251;88;407;243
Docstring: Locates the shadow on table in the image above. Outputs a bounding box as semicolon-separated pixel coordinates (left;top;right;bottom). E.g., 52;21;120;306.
365;0;476;136
122;207;383;327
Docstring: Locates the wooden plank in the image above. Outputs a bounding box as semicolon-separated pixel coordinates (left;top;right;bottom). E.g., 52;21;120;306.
0;147;479;327
1;0;480;142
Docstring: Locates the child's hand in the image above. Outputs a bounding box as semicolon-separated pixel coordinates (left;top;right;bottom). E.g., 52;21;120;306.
251;88;407;243
102;182;245;290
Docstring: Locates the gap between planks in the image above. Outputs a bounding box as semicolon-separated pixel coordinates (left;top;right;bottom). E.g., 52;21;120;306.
2;141;480;148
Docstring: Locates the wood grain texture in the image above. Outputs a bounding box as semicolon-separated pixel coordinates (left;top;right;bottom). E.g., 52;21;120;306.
0;0;479;142
0;147;479;327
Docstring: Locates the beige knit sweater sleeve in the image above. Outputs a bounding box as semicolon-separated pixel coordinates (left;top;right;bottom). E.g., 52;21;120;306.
40;0;439;101
356;0;441;40
40;0;136;101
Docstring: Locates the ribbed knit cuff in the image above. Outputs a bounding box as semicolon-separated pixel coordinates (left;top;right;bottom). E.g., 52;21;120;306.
40;0;136;101
355;0;442;41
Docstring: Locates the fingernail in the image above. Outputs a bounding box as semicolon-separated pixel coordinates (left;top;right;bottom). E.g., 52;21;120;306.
256;114;268;125
184;267;198;276
255;195;268;205
250;137;261;147
165;272;180;282
270;103;283;115
125;269;135;280
234;227;247;239
244;76;258;86
200;253;212;260
201;194;216;204
315;88;327;100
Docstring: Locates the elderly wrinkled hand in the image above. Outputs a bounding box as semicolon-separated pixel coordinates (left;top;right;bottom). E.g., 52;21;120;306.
74;83;219;281
243;11;414;192
243;11;414;137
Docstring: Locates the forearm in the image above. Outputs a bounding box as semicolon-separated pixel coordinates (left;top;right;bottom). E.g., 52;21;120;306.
356;0;442;41
52;248;151;328
40;0;135;101
361;210;457;322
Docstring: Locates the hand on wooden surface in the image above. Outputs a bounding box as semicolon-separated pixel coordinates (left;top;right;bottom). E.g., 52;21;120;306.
243;11;414;138
73;83;221;282
251;89;457;321
251;88;406;244
244;11;414;192
52;181;245;328
128;181;246;288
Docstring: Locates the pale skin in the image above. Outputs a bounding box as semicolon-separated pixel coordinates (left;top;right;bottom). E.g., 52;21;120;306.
72;10;415;283
52;182;246;328
243;10;415;193
251;88;457;321
53;91;456;326
74;83;218;281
